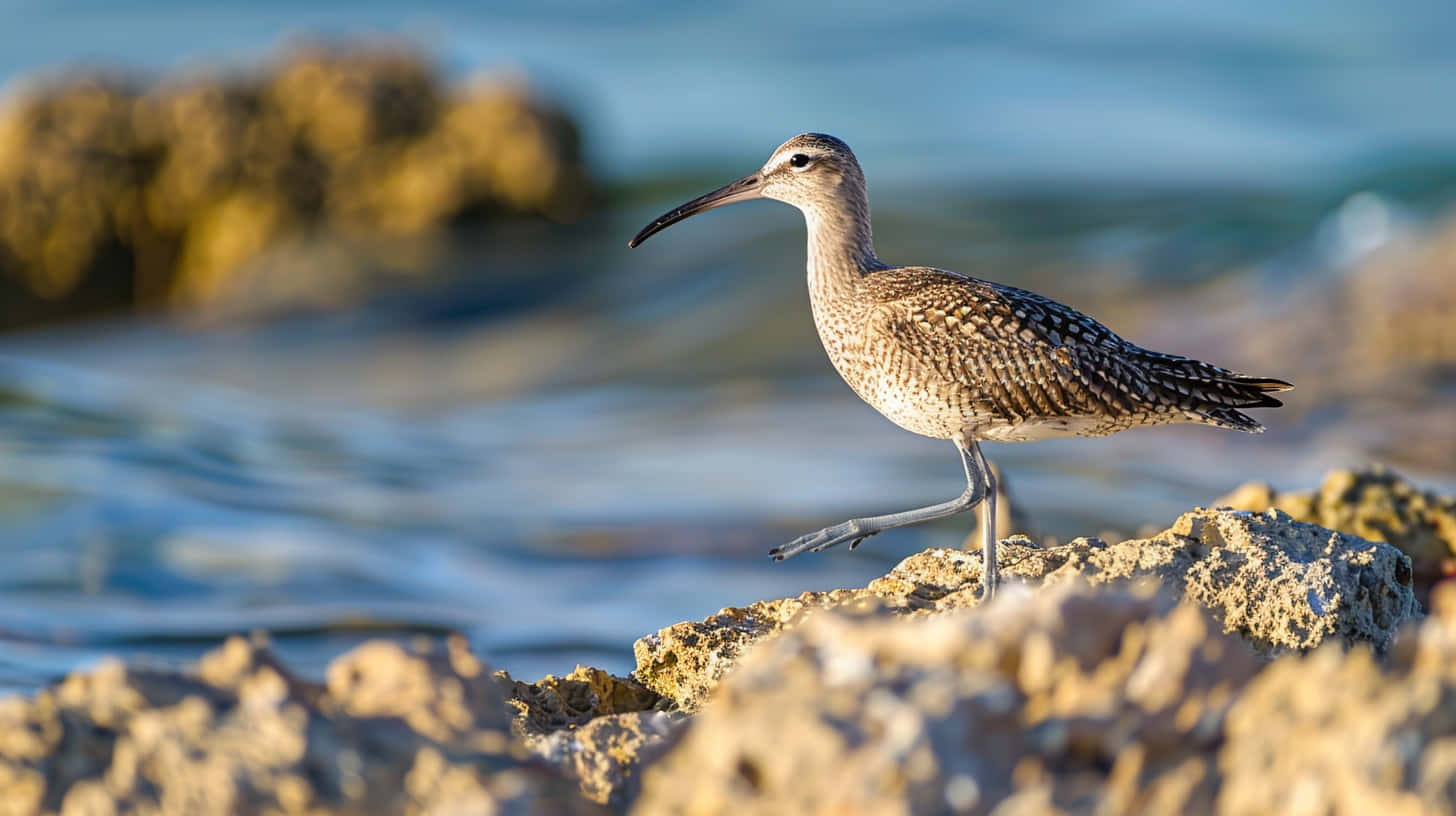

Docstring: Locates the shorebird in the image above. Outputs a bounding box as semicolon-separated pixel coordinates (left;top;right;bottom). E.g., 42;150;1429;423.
627;133;1289;600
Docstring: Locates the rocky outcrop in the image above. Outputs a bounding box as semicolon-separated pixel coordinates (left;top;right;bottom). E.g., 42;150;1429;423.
501;666;678;809
0;635;604;815
502;665;665;737
526;711;679;810
630;581;1456;816
1219;467;1456;608
0;43;592;330
1218;584;1456;815
634;507;1417;710
1013;508;1417;655
1;471;1448;815
631;584;1256;815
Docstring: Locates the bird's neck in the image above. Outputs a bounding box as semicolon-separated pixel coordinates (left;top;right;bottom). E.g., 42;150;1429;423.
803;182;883;302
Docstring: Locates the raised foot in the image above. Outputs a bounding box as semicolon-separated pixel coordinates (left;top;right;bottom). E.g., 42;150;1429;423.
769;520;880;561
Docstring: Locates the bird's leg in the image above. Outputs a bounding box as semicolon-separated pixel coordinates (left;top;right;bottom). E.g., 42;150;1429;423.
769;439;988;562
970;441;998;601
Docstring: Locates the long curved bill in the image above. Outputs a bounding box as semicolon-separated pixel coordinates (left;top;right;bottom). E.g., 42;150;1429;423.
627;173;763;248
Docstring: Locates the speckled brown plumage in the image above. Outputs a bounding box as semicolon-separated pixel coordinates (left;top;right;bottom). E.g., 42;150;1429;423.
820;265;1288;443
627;131;1291;598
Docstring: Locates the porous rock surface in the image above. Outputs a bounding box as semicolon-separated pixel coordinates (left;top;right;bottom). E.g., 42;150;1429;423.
634;507;1418;710
1014;507;1417;655
500;666;678;808
527;711;678;810
631;589;881;713
631;585;1252;815
629;582;1456;816
1219;466;1456;608
1218;583;1456;815
0;635;605;816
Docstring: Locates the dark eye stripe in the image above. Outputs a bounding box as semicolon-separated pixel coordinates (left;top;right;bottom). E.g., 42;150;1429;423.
789;153;811;168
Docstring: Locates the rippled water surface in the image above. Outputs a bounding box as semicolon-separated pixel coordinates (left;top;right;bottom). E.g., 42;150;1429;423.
2;1;1456;695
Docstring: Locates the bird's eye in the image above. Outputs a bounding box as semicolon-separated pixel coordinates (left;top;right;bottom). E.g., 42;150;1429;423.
789;153;811;169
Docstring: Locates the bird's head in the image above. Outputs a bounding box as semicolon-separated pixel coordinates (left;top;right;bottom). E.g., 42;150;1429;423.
628;133;865;248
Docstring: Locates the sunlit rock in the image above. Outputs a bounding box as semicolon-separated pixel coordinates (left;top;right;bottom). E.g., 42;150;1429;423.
0;44;592;331
630;580;1456;816
633;505;1417;711
1219;466;1456;608
499;665;676;808
0;634;603;815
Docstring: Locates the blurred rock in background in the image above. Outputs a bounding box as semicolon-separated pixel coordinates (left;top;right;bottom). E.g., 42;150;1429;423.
1256;206;1456;385
0;42;592;332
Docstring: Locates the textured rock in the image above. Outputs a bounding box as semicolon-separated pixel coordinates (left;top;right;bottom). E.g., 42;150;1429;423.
502;665;664;737
0;635;604;815
1218;582;1456;816
1219;467;1456;608
1013;508;1418;655
501;665;677;808
0;43;592;330
3;473;1449;815
532;712;680;810
631;584;1261;816
632;590;883;712
634;507;1418;710
631;581;1456;816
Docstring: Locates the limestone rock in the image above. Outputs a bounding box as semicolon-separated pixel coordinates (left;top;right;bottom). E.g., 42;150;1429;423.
534;712;680;810
1015;508;1418;655
1217;582;1456;815
631;581;1456;816
500;665;677;807
631;584;1260;816
634;508;1418;710
0;634;604;815
501;665;664;737
632;590;882;712
0;43;592;330
3;472;1446;815
1219;467;1456;608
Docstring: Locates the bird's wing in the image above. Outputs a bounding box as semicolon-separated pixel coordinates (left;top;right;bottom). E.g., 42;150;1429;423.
865;266;1285;425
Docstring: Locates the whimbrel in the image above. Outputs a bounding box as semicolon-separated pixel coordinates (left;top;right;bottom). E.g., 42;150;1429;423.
627;133;1290;600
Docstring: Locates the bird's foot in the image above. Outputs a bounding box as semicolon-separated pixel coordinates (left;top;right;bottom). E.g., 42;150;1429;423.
769;520;877;561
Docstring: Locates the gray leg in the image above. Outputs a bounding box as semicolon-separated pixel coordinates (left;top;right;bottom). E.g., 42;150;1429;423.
769;438;989;563
970;442;998;601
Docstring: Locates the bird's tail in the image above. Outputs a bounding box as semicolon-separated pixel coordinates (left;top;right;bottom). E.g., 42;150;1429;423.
1187;376;1292;433
1133;350;1293;433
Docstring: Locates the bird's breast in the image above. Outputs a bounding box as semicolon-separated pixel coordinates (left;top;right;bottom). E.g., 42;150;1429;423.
809;297;969;440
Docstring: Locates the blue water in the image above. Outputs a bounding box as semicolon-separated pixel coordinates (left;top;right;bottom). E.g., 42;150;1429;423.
1;1;1455;695
4;1;1455;185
